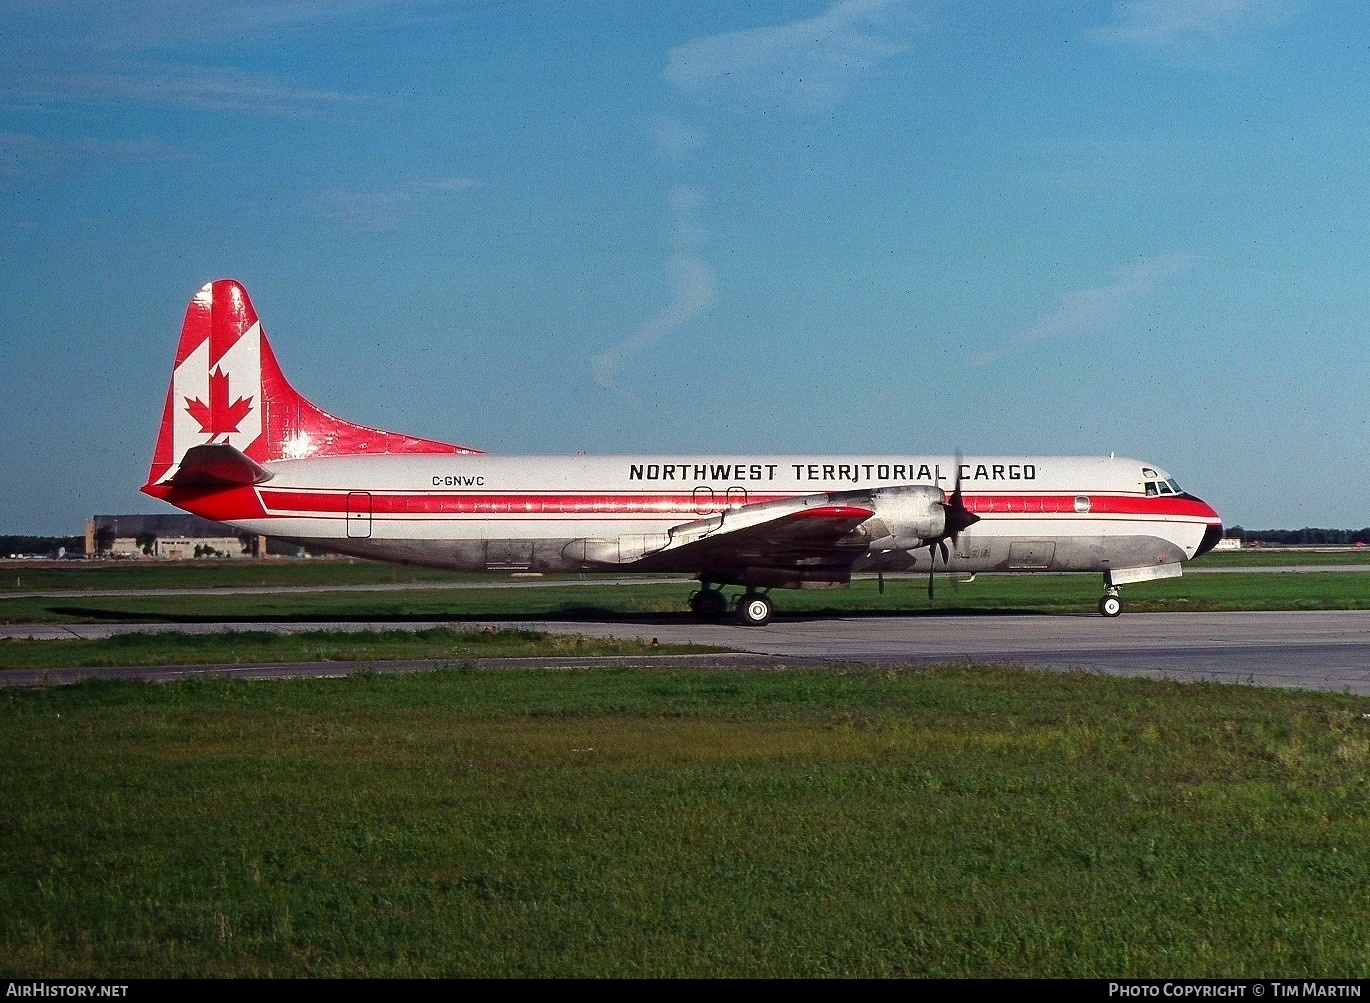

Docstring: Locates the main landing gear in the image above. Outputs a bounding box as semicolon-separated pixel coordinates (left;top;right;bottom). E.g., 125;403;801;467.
735;592;773;627
689;587;730;620
690;585;774;626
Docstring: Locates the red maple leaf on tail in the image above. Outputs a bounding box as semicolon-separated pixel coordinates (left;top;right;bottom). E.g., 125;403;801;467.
185;367;254;437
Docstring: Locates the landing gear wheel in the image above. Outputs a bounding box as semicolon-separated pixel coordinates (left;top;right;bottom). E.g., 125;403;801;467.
690;588;729;620
1098;595;1123;618
736;592;773;627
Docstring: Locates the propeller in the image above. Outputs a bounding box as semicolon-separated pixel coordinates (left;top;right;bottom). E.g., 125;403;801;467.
926;453;980;601
926;538;948;599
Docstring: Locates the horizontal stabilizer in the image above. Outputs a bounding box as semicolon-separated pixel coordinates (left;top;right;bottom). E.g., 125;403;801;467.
166;443;274;487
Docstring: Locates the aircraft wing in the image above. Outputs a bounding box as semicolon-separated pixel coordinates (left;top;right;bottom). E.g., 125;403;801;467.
646;494;877;585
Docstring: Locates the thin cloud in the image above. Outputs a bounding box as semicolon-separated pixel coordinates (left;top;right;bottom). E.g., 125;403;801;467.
593;187;717;408
1089;0;1291;47
664;0;919;113
8;61;361;116
1027;136;1204;197
1;1;417;51
0;131;186;181
971;254;1196;367
647;115;705;161
316;178;480;230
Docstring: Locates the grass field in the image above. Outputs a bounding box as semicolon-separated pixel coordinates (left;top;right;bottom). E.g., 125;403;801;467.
0;627;715;671
4;558;1367;977
3;666;1369;977
0;559;512;591
1198;549;1370;567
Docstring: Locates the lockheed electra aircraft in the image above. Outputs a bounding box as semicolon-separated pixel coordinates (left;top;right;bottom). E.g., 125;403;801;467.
143;280;1224;626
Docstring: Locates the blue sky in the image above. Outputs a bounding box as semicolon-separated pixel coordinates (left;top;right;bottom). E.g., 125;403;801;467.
1;0;1366;533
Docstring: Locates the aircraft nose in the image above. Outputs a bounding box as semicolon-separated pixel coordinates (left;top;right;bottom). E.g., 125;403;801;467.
1187;495;1224;558
1196;522;1224;558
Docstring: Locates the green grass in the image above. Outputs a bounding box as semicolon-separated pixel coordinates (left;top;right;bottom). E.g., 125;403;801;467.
0;627;715;671
4;571;1370;625
2;666;1369;977
0;559;686;592
1199;549;1370;567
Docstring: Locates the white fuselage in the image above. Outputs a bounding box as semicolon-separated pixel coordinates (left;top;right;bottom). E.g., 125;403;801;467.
188;452;1220;578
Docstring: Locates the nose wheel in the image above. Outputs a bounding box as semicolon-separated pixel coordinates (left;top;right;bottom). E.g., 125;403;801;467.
1098;588;1123;618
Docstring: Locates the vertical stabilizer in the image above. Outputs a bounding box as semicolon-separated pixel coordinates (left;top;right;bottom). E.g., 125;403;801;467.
144;279;480;492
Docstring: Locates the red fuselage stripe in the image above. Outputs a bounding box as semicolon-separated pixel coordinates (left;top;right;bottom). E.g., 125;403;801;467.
249;489;1217;521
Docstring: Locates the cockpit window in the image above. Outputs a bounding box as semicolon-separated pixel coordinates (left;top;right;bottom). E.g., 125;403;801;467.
1145;481;1158;497
1166;478;1182;493
1158;480;1175;495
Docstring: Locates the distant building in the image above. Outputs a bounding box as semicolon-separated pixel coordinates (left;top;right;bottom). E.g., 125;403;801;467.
86;514;267;559
1213;537;1242;551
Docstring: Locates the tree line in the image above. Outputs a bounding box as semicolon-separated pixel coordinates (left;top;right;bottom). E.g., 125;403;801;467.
1;535;85;557
1225;526;1369;546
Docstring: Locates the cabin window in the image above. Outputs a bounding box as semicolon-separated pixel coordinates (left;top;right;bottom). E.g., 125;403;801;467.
1074;496;1091;513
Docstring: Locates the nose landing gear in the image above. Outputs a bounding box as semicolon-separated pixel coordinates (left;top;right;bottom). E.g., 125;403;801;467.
1098;587;1122;618
1098;564;1183;618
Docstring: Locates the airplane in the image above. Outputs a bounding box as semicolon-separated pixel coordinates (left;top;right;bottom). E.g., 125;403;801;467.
143;279;1224;626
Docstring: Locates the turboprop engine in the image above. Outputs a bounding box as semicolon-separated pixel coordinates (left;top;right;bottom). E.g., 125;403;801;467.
857;485;949;551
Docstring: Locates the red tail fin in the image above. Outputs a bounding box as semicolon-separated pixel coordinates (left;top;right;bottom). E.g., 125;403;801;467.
144;279;480;493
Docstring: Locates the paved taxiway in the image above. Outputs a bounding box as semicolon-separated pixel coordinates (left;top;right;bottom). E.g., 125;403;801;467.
3;611;1369;694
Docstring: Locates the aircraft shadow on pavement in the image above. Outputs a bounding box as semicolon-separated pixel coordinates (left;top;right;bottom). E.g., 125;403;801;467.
46;603;1063;626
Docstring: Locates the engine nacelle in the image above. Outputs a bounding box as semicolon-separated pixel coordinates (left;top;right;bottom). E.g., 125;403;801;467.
861;484;947;551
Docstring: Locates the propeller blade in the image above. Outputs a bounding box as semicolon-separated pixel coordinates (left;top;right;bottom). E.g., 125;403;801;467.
942;450;980;546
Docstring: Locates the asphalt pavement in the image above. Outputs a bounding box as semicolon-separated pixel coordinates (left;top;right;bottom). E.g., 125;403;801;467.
4;610;1368;694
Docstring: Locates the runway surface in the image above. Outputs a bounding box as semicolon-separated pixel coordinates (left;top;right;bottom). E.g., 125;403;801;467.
4;610;1369;694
